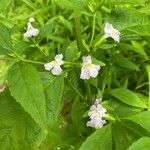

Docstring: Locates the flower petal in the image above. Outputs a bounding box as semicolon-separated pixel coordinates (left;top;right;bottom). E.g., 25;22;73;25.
55;54;64;65
104;22;113;38
111;29;120;42
55;54;63;60
82;55;92;65
89;64;100;78
51;65;62;75
80;67;90;80
44;62;53;71
94;98;102;105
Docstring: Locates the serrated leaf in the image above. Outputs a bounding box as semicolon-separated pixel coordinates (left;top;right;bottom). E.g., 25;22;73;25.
127;137;150;150
71;97;87;132
112;121;144;150
109;88;147;108
0;90;46;150
79;124;112;150
65;41;78;61
8;62;47;131
0;24;13;51
41;72;64;127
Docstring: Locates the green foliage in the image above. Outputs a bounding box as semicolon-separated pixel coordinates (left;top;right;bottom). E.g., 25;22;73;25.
109;88;147;108
0;90;46;150
8;62;47;131
127;137;150;150
0;0;150;149
80;124;112;150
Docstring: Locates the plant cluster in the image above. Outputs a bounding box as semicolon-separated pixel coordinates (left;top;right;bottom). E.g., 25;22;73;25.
0;0;150;150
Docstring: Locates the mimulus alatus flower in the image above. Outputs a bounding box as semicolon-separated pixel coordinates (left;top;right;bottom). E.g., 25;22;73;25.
80;56;100;80
24;17;39;38
87;98;107;129
104;22;120;42
44;54;64;76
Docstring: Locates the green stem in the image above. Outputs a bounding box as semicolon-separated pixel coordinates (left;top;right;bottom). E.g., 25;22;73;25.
74;17;83;52
94;36;106;48
106;114;115;122
0;57;45;65
89;13;96;48
23;59;45;65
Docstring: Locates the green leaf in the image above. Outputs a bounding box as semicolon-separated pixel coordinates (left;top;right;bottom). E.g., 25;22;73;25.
107;9;150;40
131;41;147;59
71;96;88;132
0;25;13;51
41;72;64;127
79;124;112;150
119;43;147;58
126;111;150;133
138;6;150;15
112;121;144;150
0;90;46;150
102;0;147;5
146;65;150;110
65;41;78;61
113;57;140;71
8;62;47;131
127;137;150;150
92;57;106;66
109;88;147;108
0;0;11;10
104;98;142;118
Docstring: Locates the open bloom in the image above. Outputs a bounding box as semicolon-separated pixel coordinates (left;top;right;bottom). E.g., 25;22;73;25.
80;56;100;80
87;98;107;129
44;54;64;76
24;17;39;38
104;22;120;42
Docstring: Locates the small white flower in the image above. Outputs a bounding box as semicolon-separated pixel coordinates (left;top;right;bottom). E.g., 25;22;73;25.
104;22;120;42
24;18;39;38
87;99;107;129
44;54;64;76
80;56;100;80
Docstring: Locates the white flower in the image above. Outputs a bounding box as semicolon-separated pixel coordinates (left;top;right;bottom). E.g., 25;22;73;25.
24;17;39;38
44;54;64;76
87;98;107;129
80;56;100;80
104;22;120;42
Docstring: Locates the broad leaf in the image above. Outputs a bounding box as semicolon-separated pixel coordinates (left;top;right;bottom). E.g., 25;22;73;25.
41;72;64;127
127;137;150;150
126;111;150;133
0;90;46;150
8;62;47;131
112;121;145;150
113;57;140;71
79;124;112;150
109;88;147;108
0;25;13;51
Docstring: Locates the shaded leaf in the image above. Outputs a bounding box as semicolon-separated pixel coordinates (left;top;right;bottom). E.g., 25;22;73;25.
127;137;150;150
109;88;147;108
80;124;112;150
8;62;47;130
